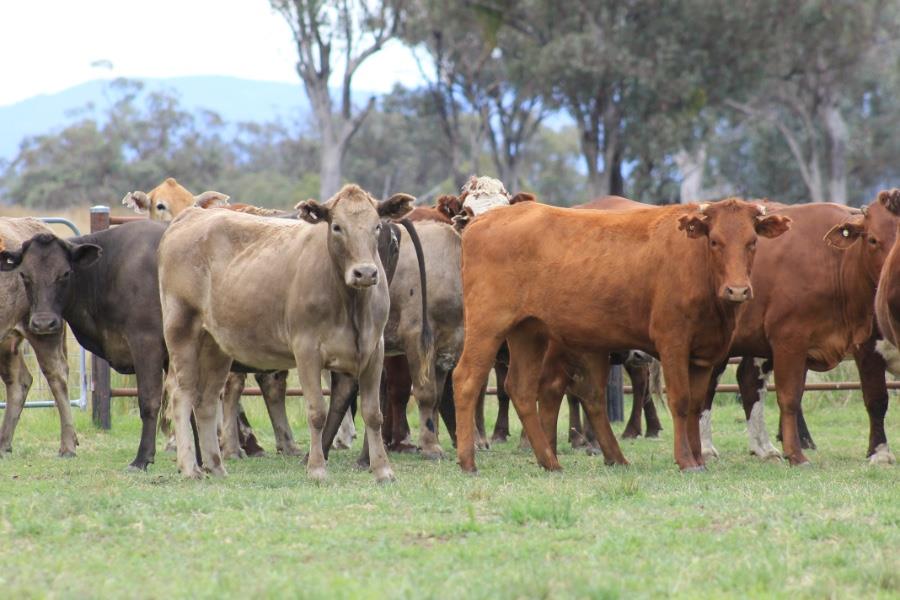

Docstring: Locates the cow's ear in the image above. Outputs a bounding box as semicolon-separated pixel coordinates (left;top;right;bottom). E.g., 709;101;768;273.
378;193;415;220
824;218;865;249
877;189;900;215
755;215;791;239
677;214;709;239
194;191;230;209
510;192;536;204
0;250;22;271
122;191;150;214
295;199;330;224
436;195;461;219
70;243;102;270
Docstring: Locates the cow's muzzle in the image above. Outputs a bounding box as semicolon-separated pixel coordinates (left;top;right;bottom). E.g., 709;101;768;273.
720;285;753;303
346;264;378;288
29;312;63;335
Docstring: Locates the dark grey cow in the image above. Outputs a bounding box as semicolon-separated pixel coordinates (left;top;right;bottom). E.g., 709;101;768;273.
1;221;167;469
0;218;80;457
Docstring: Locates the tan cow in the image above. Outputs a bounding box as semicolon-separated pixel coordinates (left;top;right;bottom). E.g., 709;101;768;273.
159;184;412;480
121;177;229;221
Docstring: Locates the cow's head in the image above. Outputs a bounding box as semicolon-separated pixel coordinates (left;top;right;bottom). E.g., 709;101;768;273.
678;198;791;303
295;185;414;289
436;195;464;222
0;234;101;335
825;189;900;283
122;177;230;221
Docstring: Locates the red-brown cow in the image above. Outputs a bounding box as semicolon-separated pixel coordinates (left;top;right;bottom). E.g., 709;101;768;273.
701;191;900;465
452;198;791;472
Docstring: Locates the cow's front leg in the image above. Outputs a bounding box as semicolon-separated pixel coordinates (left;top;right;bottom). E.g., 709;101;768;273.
359;342;394;482
0;333;32;455
295;354;328;481
659;345;701;471
854;337;895;464
28;330;77;457
772;345;811;466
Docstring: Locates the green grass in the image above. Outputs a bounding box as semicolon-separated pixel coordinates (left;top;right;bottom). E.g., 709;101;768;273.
0;393;898;599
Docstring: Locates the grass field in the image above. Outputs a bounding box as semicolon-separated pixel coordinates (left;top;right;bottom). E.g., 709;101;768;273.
0;392;897;599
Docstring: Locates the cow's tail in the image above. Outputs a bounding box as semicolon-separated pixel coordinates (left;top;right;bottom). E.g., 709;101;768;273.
398;218;434;385
649;358;667;411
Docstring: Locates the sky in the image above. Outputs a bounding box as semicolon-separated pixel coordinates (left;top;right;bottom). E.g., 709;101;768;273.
0;0;424;107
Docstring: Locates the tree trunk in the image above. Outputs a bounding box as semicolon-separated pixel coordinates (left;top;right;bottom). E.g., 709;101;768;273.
823;104;848;205
675;146;706;204
319;138;343;199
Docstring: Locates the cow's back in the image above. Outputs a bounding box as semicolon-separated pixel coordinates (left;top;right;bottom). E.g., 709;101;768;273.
159;207;357;370
461;201;720;357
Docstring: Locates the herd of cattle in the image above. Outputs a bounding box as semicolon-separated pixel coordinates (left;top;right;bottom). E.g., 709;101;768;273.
0;174;897;480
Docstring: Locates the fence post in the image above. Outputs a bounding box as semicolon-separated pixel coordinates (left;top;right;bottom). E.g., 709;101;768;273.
89;206;112;429
606;364;624;422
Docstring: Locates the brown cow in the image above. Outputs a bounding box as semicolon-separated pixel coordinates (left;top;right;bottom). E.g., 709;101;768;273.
159;184;412;480
700;191;900;465
122;177;230;221
452;198;790;472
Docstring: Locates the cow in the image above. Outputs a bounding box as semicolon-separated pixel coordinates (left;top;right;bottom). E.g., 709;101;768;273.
0;221;170;469
451;198;791;472
122;177;230;221
699;190;900;465
158;184;413;481
0;218;79;458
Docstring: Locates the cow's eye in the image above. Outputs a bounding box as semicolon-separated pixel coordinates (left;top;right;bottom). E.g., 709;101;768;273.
375;224;383;233
331;224;342;234
156;203;166;211
57;271;71;282
868;236;878;246
747;241;757;251
710;239;718;248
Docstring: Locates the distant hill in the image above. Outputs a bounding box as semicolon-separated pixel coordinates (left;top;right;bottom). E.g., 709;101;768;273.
0;76;322;160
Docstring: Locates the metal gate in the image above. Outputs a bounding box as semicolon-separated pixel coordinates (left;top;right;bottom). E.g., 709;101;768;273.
0;217;88;411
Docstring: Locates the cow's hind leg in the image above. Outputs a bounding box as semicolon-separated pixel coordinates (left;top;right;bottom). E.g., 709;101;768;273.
491;360;511;443
29;330;77;457
258;371;299;456
219;372;246;459
505;327;559;471
194;336;232;476
122;334;165;469
406;348;443;459
580;353;628;466
535;348;569;455
453;334;505;473
321;372;358;461
0;333;32;455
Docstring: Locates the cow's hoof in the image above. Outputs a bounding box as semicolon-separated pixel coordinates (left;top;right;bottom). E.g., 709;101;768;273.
332;438;351;450
127;460;151;472
604;457;629;467
244;447;265;458
389;441;418;454
585;446;603;457
791;459;812;468
701;446;719;460
355;458;370;470
58;449;77;459
491;432;509;444
221;449;244;460
308;466;328;482
645;428;662;438
205;465;228;477
682;465;707;473
800;437;817;451
182;465;205;480
750;443;783;461
869;444;895;465
0;447;10;457
374;467;396;483
421;446;444;460
621;427;641;439
277;444;304;457
475;438;491;451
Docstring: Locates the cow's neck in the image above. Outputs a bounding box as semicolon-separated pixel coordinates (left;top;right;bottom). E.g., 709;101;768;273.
839;243;877;344
330;264;380;367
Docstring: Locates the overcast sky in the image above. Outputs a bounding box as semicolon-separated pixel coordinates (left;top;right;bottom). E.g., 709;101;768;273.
0;0;423;107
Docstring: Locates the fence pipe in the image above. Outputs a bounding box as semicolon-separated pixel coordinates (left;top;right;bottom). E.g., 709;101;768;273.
89;206;112;429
